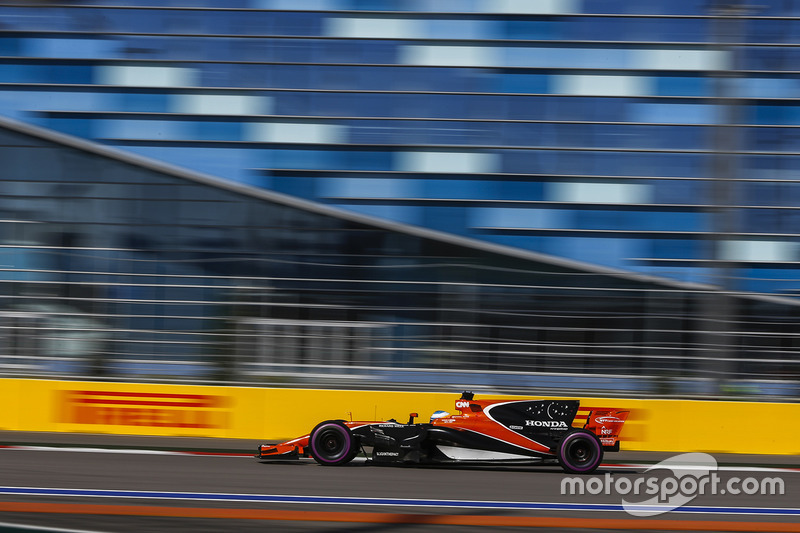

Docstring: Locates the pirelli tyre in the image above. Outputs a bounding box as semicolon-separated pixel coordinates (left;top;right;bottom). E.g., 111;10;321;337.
556;429;603;474
308;421;359;466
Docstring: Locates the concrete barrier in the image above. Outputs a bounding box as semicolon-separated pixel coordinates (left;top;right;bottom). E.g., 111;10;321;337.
0;378;797;455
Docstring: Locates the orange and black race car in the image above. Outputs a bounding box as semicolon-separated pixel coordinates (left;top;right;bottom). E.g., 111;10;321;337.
256;392;629;474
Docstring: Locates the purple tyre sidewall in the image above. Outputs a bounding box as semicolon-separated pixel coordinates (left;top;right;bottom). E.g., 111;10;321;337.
558;431;602;473
310;422;352;464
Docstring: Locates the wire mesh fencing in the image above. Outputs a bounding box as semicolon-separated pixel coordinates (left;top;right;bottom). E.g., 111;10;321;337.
1;251;798;400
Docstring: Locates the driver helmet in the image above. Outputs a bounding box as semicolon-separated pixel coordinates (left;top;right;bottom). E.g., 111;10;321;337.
430;410;450;422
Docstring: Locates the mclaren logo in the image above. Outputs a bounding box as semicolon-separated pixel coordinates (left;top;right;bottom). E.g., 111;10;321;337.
525;420;568;428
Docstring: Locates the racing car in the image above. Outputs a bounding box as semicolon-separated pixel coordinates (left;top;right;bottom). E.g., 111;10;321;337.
256;392;629;474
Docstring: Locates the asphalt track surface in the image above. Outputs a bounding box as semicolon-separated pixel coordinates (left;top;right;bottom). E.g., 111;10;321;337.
0;431;799;532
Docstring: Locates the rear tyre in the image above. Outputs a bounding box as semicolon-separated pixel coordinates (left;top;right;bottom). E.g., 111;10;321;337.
557;429;603;474
308;421;358;466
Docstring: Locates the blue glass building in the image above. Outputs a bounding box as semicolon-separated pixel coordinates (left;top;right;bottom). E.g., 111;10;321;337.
1;1;799;295
1;1;800;394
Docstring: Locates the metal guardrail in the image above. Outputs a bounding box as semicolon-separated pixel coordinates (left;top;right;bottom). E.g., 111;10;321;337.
1;263;798;400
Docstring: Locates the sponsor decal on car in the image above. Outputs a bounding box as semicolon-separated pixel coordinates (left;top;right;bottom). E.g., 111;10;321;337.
525;420;569;428
455;400;470;409
594;416;624;424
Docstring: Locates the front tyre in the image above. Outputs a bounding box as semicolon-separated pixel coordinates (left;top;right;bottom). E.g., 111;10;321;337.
308;421;357;466
557;429;603;474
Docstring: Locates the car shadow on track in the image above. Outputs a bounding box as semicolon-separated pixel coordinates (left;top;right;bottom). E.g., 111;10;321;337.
256;457;643;475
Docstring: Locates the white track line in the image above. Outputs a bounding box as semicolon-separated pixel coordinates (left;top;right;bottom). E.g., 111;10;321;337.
0;521;111;533
0;445;250;457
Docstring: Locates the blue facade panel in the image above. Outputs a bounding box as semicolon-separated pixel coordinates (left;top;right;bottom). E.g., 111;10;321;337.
0;2;798;295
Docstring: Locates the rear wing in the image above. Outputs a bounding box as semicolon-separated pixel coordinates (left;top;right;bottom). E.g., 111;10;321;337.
574;407;630;451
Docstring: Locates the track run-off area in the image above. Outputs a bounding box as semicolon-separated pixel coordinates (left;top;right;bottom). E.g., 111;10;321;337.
0;435;799;532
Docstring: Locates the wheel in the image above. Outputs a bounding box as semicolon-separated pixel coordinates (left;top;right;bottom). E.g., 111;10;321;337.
308;421;358;466
557;429;603;474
